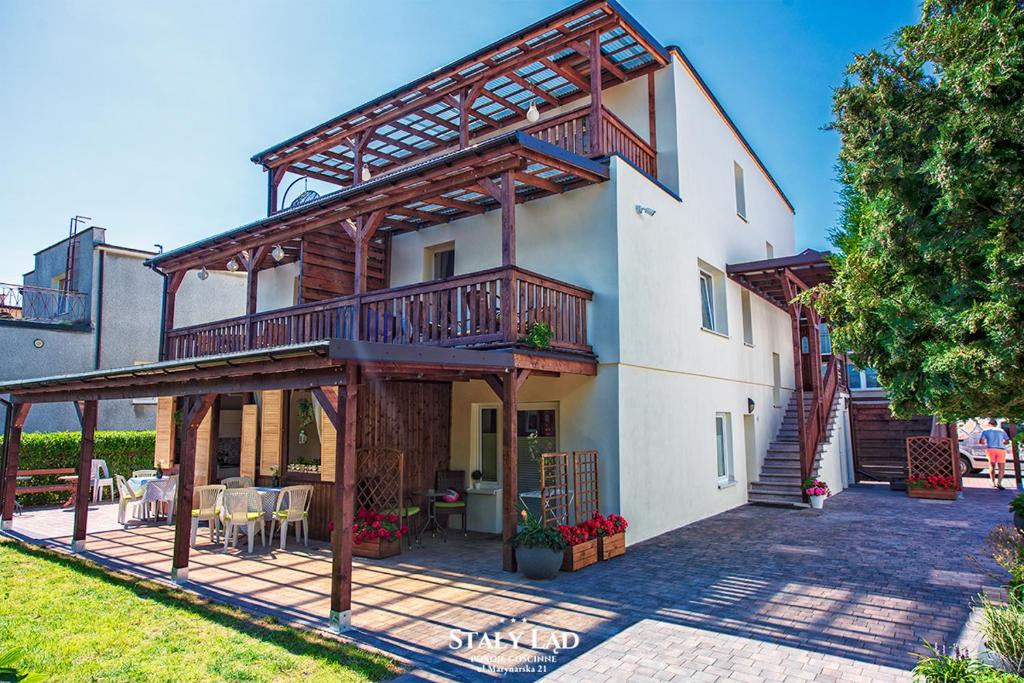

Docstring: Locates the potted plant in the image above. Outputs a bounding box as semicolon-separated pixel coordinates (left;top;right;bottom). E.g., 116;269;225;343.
295;398;315;445
470;470;483;490
348;509;408;559
511;508;566;579
559;522;598;572
155;464;164;480
906;474;959;500
584;512;628;561
1010;494;1024;532
803;478;831;509
519;321;553;349
270;465;280;488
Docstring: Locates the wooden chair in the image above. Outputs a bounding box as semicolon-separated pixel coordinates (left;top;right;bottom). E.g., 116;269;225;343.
435;470;468;536
190;484;225;546
270;485;314;549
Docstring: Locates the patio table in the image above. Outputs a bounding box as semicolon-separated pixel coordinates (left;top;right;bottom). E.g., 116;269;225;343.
141;478;175;521
218;486;285;524
414;489;449;541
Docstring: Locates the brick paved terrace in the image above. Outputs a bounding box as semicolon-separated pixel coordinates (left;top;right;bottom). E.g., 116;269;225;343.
3;477;1014;682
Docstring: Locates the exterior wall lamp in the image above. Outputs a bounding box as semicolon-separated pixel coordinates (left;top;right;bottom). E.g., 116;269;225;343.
271;244;285;262
526;100;540;123
197;266;209;281
635;204;656;216
226;257;239;272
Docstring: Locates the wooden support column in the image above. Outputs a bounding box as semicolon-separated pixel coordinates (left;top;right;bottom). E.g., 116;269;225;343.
72;400;98;552
171;393;217;583
588;30;604;156
1;403;31;529
244;246;268;349
479;172;518;343
161;270;186;361
486;369;529;572
647;71;657;152
267;166;286;216
350;133;372;185
330;364;358;632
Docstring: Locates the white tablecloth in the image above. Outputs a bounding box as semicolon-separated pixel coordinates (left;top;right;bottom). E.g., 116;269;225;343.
220;487;284;522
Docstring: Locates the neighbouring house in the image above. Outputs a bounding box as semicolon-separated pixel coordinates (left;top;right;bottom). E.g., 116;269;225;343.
0;0;855;630
0;226;245;433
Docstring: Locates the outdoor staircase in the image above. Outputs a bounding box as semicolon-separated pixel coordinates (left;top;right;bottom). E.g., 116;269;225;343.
748;393;840;507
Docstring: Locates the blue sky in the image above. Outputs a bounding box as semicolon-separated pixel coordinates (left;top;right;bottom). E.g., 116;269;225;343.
0;0;918;284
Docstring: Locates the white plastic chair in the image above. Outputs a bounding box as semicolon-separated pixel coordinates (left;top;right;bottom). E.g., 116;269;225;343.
132;469;157;479
221;476;253;489
221;489;266;553
191;484;225;546
114;475;144;527
270;485;313;549
90;459;114;502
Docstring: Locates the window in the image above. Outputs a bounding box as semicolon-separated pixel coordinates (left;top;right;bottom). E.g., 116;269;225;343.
479;407;498;482
425;242;455;281
715;412;734;485
699;271;715;331
518;407;557;494
698;261;728;335
741;289;753;346
734;162;746;220
765;241;774;259
847;362;881;390
772;352;782;407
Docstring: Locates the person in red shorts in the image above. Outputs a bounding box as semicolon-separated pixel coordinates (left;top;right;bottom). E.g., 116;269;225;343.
979;418;1010;490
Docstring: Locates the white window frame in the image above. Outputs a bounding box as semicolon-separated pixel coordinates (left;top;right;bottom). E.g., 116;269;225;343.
740;289;753;347
699;270;716;332
698;261;729;336
473;403;501;485
734;162;747;221
424;241;455;281
715;412;735;487
470;401;560;487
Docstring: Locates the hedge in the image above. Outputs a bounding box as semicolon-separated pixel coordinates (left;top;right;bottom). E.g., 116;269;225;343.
0;431;157;507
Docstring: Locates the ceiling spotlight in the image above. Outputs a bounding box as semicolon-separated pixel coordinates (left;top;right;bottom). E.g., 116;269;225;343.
197;266;210;281
271;244;285;262
226;257;239;272
525;100;540;123
635;204;656;216
360;166;372;182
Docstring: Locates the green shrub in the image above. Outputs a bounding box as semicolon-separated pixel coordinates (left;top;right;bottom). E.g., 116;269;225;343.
0;431;157;507
979;597;1024;675
912;641;1024;682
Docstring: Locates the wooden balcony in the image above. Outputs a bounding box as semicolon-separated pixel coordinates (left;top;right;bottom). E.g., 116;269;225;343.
164;267;592;361
527;105;657;178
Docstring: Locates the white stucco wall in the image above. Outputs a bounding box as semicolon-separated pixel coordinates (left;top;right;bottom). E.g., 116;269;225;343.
173;269;247;327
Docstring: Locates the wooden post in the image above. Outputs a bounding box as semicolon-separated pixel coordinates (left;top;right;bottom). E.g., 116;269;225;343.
588;30;603;156
647;71;657;152
71;400;98;552
330;364;358;632
267;166;285;216
244;246;267;350
171;394;216;583
161;270;186;361
1;403;31;529
501;370;524;572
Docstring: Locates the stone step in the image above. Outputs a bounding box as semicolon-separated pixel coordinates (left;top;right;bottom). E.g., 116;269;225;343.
748;492;807;508
757;474;802;485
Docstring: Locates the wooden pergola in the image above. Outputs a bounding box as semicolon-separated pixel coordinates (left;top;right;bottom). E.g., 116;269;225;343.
0;342;593;632
250;0;667;212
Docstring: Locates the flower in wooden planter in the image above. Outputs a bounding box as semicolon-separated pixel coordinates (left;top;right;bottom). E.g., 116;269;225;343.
907;475;958;491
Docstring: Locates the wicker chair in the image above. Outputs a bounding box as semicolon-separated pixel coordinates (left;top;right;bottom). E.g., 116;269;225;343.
221;488;266;553
270;485;314;549
190;484;225;546
221;476;253;489
435;470;468;537
114;475;144;527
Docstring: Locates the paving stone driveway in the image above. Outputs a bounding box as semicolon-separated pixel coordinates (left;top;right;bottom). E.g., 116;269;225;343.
7;479;1013;682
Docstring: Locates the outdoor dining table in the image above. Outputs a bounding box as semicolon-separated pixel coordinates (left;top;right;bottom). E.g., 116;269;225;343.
218;486;285;524
414;489;449;541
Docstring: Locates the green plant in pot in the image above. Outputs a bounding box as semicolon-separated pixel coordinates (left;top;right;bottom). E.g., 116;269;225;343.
519;321;553;349
511;507;567;580
1011;494;1024;533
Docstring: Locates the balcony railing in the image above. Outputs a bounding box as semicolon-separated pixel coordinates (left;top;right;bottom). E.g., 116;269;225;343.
527;105;657;178
0;283;89;325
164;267;592;361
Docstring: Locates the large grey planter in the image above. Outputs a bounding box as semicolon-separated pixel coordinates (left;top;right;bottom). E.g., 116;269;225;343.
1014;511;1024;533
516;546;563;580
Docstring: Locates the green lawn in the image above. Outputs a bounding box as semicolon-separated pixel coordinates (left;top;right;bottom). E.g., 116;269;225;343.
0;541;399;682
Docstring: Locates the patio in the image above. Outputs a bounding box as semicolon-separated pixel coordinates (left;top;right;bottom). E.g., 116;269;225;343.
5;478;1013;682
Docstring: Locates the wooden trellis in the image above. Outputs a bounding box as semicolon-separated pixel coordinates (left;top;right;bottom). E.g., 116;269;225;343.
356;447;404;514
906;436;958;483
573;450;599;525
539;452;570;527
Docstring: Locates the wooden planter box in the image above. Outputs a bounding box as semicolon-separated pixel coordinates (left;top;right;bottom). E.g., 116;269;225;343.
907;487;958;501
561;538;598;572
598;533;625;561
353;537;401;559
